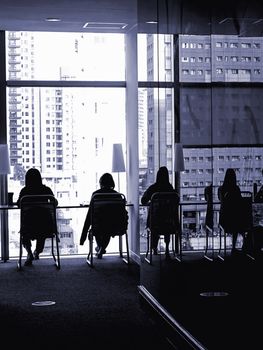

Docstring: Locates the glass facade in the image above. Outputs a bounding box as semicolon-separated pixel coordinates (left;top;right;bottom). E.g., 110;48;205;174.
1;3;263;260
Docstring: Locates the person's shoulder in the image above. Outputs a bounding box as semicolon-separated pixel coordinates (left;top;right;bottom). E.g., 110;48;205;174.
19;187;27;195
235;185;242;194
148;183;159;192
42;184;53;193
41;185;57;202
17;187;27;205
142;184;156;197
90;189;101;199
92;188;115;195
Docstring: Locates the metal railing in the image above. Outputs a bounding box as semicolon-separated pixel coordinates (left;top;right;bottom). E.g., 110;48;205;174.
139;201;244;257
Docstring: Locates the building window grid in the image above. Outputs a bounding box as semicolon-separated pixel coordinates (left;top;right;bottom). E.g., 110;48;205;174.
180;35;263;82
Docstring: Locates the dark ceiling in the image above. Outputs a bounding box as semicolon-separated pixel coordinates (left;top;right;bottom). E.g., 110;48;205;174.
1;0;263;36
0;0;138;33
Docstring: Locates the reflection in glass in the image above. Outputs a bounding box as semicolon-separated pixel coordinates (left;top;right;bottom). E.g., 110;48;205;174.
179;34;263;83
138;87;174;200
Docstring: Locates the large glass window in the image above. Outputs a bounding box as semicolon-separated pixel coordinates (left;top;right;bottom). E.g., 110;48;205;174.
7;87;126;204
7;87;126;257
6;31;126;258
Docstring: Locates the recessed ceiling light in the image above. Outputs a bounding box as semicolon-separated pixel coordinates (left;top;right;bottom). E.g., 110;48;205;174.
45;18;61;22
146;21;158;24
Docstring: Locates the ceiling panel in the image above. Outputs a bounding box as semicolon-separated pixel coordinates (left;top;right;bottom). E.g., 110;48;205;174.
0;0;137;33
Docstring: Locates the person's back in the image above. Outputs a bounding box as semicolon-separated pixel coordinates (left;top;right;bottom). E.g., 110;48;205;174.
17;168;55;206
141;166;178;257
141;166;176;206
218;181;242;231
17;168;57;265
218;168;243;253
91;192;128;238
80;172;127;258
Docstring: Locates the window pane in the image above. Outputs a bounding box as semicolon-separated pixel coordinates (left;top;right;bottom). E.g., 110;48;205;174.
6;32;125;81
138;34;174;82
180;86;263;146
7;87;126;202
7;87;126;257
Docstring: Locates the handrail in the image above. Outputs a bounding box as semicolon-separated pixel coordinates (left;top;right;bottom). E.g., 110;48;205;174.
0;203;134;210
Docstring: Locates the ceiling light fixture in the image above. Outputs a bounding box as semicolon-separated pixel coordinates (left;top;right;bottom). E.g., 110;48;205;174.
146;21;158;24
83;22;127;30
45;18;61;22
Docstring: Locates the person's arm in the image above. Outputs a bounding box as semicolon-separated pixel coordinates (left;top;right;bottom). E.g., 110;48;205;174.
80;194;94;245
16;188;25;208
80;208;91;245
44;186;58;206
141;187;153;205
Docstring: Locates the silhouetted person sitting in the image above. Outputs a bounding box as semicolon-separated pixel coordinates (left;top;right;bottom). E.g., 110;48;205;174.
141;166;178;258
17;168;58;266
80;173;125;259
218;168;243;254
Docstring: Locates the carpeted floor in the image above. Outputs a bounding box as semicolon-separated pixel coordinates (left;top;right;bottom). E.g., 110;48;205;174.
0;255;172;348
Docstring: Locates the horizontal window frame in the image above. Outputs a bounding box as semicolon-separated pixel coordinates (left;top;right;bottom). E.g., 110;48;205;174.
6;80;126;88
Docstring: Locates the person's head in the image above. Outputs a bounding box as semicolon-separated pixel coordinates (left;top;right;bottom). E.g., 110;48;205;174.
223;168;237;188
156;166;170;184
99;173;115;189
25;168;42;188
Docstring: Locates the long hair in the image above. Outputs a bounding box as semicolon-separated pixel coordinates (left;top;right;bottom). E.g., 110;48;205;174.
156;166;170;185
99;173;115;189
222;168;237;190
25;168;42;188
